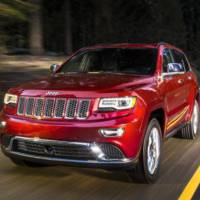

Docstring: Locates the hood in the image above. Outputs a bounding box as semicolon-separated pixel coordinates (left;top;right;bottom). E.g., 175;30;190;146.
17;73;153;91
11;73;155;97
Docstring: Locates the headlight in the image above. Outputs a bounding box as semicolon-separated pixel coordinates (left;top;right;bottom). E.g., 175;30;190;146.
98;97;136;111
4;93;18;105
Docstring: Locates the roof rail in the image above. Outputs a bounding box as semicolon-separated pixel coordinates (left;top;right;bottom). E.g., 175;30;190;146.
157;42;170;46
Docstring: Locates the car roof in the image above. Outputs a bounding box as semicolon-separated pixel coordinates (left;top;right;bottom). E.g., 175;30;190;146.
80;43;158;50
79;42;183;53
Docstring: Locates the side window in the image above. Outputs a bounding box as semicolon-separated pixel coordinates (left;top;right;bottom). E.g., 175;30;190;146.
162;48;173;73
168;63;184;73
182;54;191;71
171;49;187;72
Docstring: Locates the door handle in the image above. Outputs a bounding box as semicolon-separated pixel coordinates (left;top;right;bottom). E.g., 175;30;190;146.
178;79;184;84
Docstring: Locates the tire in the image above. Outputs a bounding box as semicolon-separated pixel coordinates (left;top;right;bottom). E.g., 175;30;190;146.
10;158;50;167
127;118;162;183
179;100;199;140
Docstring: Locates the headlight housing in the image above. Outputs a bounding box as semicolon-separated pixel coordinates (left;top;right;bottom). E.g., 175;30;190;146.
98;97;136;111
4;93;18;105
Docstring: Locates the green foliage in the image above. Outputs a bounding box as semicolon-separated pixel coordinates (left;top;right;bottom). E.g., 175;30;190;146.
0;0;34;53
0;0;34;21
1;0;200;64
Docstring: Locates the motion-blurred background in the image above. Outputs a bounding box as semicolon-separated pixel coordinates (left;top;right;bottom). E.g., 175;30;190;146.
0;2;200;200
0;0;200;64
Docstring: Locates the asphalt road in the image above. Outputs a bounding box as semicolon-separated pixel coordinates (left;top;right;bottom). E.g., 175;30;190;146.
0;58;200;200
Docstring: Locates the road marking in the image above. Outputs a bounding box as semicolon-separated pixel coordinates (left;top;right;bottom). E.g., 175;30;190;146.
179;166;200;200
192;185;200;200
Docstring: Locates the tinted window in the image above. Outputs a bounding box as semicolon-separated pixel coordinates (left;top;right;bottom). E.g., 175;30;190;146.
182;54;190;71
171;50;181;63
168;63;185;73
59;48;158;75
162;48;173;73
171;49;188;72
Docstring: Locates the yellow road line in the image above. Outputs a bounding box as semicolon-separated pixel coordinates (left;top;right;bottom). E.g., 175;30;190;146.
179;166;200;200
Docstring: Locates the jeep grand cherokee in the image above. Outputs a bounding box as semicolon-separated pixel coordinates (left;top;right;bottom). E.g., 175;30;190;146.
0;43;199;183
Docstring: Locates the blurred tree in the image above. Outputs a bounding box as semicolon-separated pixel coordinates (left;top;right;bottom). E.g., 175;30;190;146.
180;0;200;62
0;0;200;65
0;0;32;20
42;0;65;53
110;0;161;43
109;0;186;46
0;0;32;53
29;0;44;55
93;0;113;43
156;0;186;48
64;0;72;54
71;0;95;50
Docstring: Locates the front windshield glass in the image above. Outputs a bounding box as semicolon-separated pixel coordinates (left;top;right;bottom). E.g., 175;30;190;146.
58;48;158;75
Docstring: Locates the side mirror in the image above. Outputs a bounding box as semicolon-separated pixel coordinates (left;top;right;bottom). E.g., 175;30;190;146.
50;64;59;73
167;63;184;73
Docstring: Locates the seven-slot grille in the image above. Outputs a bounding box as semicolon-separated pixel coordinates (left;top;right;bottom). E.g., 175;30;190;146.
17;96;90;120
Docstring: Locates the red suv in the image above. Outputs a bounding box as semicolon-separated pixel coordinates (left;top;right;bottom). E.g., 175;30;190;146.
0;43;199;183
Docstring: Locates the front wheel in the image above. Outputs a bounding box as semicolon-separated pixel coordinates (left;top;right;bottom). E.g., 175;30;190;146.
127;118;162;183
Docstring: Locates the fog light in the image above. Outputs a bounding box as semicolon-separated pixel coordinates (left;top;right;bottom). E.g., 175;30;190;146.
99;128;124;137
90;144;105;159
0;121;6;128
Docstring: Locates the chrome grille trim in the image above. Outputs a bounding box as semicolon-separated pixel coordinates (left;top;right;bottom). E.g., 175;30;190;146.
17;96;91;120
17;97;26;115
25;97;35;116
44;98;55;118
65;99;78;119
54;98;66;118
77;100;90;119
34;98;44;117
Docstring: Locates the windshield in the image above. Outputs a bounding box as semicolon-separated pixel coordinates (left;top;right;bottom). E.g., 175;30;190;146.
58;48;158;75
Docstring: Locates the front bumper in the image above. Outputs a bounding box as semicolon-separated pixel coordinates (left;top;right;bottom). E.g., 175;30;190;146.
1;135;138;169
0;113;144;158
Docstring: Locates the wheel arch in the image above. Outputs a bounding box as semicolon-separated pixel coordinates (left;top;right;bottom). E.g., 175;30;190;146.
149;108;166;138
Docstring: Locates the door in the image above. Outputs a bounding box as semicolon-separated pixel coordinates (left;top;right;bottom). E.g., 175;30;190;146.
162;48;188;132
180;52;196;107
170;49;189;111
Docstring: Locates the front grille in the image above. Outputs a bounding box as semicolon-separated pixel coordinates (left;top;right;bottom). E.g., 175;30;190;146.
65;99;77;119
78;100;90;119
15;140;95;160
11;138;125;161
44;98;54;118
25;98;34;116
17;97;26;115
55;99;65;118
35;98;44;117
17;96;90;120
